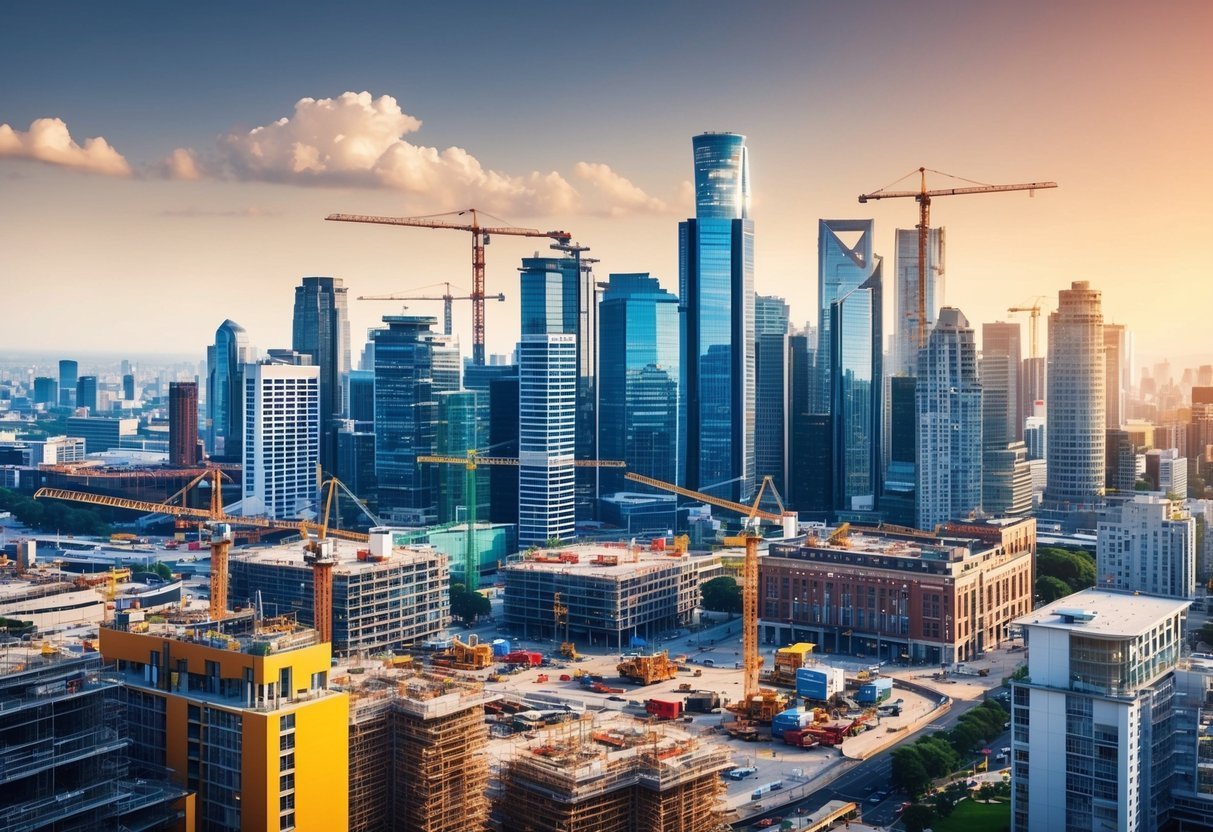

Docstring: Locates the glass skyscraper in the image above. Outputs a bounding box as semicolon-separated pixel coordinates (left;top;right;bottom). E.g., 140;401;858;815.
206;319;250;460
892;227;945;377
598;273;680;496
292;276;351;476
372;315;438;526
58;359;77;407
679;132;755;502
755;295;789;496
435;389;488;525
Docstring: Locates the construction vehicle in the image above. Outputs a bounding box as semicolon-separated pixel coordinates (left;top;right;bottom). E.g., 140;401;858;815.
326;209;573;366
616;651;680;686
432;635;494;670
858;168;1056;350
589;681;625;695
760;642;816;687
559;642;579;661
358;281;504;339
503;650;544;667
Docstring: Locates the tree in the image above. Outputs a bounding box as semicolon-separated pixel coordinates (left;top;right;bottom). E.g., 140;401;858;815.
901;804;936;832
1035;575;1072;604
914;735;959;778
151;562;174;581
891;747;931;796
948;721;982;755
1036;548;1095;593
700;576;742;614
449;583;491;624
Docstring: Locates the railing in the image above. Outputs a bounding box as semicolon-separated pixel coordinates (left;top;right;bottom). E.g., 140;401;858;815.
0;727;122;784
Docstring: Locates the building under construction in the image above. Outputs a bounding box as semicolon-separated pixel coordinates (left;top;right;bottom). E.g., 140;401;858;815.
496;719;732;832
345;669;497;832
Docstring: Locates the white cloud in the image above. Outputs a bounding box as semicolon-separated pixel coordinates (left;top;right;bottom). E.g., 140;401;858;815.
181;91;663;217
0;117;131;177
161;147;202;181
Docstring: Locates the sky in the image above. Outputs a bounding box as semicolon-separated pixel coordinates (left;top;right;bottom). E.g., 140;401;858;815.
2;0;1211;370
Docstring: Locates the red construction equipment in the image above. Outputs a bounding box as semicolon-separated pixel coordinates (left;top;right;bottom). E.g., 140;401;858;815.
859;168;1057;348
326;209;572;366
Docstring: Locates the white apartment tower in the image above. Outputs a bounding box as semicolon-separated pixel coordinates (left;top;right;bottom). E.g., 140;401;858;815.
243;362;320;519
517;334;577;546
916;307;982;528
1011;590;1189;832
1097;495;1195;599
1045;281;1106;509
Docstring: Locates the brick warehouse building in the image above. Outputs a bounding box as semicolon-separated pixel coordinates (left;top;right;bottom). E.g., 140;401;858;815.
758;518;1035;666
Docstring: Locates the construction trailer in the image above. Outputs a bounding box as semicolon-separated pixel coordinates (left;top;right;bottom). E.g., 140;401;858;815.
497;721;732;832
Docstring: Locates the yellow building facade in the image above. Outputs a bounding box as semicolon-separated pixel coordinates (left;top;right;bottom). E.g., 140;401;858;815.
101;625;349;832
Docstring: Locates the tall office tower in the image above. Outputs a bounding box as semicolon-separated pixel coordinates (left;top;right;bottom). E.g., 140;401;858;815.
488;373;519;526
1104;322;1127;430
120;358;131;376
518;334;576;545
1024;414;1046;460
518;252;598;522
892;226;945;377
754;294;789;494
122;373;135;402
1011;591;1188;832
75;375;98;412
1044;281;1105;509
431;335;462;395
1105;429;1137;493
982;322;1022;442
372;315;438;526
32;375;56;405
335;420;377;507
1098;495;1195;599
435;390;488;525
344;369;374;424
58;358;77;406
292;276;351;475
786;332;812;510
207;319;251;460
243;362;319;519
168;381;200;466
679;132;755;502
1198;365;1213;387
819;223;882;516
598;273;680;497
1022;355;1047;423
916;308;982;528
881;375;918;525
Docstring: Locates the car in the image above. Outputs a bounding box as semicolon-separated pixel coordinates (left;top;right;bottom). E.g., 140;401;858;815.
868;791;886;804
607;695;625;702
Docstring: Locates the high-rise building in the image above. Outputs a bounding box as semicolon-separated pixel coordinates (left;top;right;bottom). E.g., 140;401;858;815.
243;362;320;519
754;295;789;495
335;419;377;507
76;374;98;412
435;390;488;525
816;220;874;414
786;330;814;511
679;132;755;502
1104;323;1127;430
598;273;680;497
207;319;251;460
122;373;135;402
982;322;1022;444
487;373;519;526
916;308;982;528
1097;495;1195;599
344;369;375;424
371;315;438;526
1145;447;1188;496
292;276;351;475
1105;429;1137;493
169;381;200;466
881;375;918;526
32;375;57;405
58;358;77;407
892;226;945;377
518;334;577;545
1044;281;1105;509
982;443;1033;517
1011;591;1188;832
431;335;462;395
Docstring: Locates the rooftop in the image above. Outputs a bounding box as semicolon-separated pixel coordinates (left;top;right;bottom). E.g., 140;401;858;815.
231;535;443;574
503;543;692;578
1014;589;1190;638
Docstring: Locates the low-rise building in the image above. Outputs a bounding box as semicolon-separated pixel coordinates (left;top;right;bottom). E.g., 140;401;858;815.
760;517;1036;665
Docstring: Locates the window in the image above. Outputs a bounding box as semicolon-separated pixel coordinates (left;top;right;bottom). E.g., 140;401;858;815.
281;713;296;730
279;732;295;751
280;753;295;772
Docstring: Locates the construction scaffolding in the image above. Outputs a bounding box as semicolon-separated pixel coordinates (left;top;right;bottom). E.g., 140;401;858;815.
344;670;496;832
497;719;732;832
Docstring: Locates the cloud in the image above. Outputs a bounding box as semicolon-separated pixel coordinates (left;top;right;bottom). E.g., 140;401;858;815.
0;117;131;176
178;91;664;217
160;206;278;218
161;147;202;181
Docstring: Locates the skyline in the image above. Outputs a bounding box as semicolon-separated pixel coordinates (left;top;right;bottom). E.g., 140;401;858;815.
2;1;1212;365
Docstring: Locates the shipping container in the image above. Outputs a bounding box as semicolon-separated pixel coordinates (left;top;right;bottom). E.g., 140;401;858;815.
857;677;894;704
796;666;846;701
645;698;682;720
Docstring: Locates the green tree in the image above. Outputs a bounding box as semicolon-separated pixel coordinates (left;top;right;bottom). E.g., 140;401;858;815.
151;562;174;581
901;804;936;832
1035;575;1073;604
1036;548;1095;592
700;576;742;614
914;735;959;778
449;583;491;623
891;747;931;796
948;721;982;755
932;790;957;818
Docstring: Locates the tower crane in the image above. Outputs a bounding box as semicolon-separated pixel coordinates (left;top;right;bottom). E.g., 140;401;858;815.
326;209;573;365
418;451;626;591
34;472;368;623
1008;297;1047;360
357;282;505;338
621;472;797;723
859;168;1057;348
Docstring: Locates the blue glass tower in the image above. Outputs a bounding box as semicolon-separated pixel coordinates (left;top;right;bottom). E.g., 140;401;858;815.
206;319;250;460
58;359;77;407
292;276;351;476
679;132;755;502
598;273;680;496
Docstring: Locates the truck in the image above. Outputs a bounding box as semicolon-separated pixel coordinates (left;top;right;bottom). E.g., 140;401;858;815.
750;781;784;800
857;676;894;705
726;766;757;780
645;698;683;720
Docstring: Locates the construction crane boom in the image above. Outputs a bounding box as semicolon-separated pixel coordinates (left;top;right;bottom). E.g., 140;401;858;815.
358;282;504;337
1008;298;1046;360
858;168;1057;348
419;453;626;469
623;472;783;523
327;209;573;365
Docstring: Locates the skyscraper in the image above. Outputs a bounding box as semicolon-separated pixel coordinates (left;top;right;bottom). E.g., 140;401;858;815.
755;295;789;495
816;220;874;412
679;132;755;502
1045;281;1105;509
75;375;98;412
916;307;982;528
344;369;375;424
786;329;815;511
207;319;251;460
982;322;1022;443
881;375;918;526
892;226;945;377
292;276;351;475
1103;322;1127;430
169;381;199;466
58;359;77;407
597;273;680;496
372;315;438;526
32;376;56;405
435;390;488;525
242;362;319;519
121;373;135;402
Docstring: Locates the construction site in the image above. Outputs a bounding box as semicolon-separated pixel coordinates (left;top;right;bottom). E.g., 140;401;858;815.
495;716;732;832
344;667;499;832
